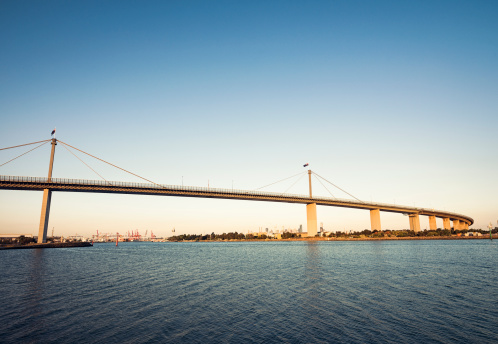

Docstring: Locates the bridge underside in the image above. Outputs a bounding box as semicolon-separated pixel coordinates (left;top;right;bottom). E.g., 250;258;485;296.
0;176;474;240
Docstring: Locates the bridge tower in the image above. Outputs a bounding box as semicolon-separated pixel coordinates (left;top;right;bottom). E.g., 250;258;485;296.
306;170;318;237
37;138;56;243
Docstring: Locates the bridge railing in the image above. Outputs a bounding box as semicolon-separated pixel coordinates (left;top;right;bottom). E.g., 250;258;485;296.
1;174;323;199
0;175;468;219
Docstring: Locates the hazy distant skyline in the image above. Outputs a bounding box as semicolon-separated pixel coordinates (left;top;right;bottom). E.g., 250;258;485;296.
1;1;497;237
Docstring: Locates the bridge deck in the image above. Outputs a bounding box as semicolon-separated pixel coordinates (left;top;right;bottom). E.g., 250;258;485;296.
0;175;473;225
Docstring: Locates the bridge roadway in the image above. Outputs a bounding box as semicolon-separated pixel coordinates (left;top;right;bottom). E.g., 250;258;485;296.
0;175;474;229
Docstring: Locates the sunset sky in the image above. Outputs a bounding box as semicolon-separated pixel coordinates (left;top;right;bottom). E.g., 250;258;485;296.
1;0;497;237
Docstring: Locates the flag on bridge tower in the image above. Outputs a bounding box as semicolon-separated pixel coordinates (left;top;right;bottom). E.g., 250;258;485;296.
51;128;56;137
303;163;309;167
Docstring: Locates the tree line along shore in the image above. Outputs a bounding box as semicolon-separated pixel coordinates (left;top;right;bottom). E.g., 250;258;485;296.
168;228;497;242
2;228;495;247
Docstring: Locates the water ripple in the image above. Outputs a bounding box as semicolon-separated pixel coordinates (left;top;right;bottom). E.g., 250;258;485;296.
1;241;497;343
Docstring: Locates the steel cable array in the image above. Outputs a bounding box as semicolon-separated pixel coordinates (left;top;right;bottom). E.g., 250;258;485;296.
0;140;51;168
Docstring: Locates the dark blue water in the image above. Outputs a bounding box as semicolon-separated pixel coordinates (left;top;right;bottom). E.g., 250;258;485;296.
1;240;497;343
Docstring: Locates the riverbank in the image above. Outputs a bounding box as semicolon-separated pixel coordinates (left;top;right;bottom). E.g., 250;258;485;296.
172;235;497;242
288;236;496;242
0;242;93;250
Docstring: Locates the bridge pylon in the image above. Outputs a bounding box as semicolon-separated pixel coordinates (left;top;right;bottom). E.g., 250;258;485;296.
306;170;318;237
37;138;56;243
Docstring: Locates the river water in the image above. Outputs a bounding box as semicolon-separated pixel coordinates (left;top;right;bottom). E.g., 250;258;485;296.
1;240;497;343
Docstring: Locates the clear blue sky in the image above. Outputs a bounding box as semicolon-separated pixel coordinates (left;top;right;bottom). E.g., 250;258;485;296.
1;0;497;237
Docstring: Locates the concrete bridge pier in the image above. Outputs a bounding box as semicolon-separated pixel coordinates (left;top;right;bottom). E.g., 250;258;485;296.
305;169;318;237
429;215;437;230
37;138;56;243
409;214;420;232
453;219;461;231
38;190;52;243
443;217;451;230
370;209;381;231
307;203;318;237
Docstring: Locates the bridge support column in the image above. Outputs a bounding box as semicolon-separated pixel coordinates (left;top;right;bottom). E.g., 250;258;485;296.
370;209;381;231
409;214;420;233
37;138;57;244
429;215;437;230
306;203;317;237
38;189;52;243
443;217;451;230
453;219;460;231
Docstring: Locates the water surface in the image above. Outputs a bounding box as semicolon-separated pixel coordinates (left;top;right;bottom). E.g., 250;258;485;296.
1;240;497;343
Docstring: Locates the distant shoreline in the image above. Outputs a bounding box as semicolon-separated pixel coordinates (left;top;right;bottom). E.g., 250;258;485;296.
2;237;493;248
171;235;496;242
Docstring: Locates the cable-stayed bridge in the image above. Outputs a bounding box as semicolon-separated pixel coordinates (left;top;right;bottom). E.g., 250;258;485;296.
0;138;473;243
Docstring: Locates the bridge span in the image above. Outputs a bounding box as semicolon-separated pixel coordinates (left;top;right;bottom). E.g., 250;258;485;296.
0;175;473;235
0;138;474;243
